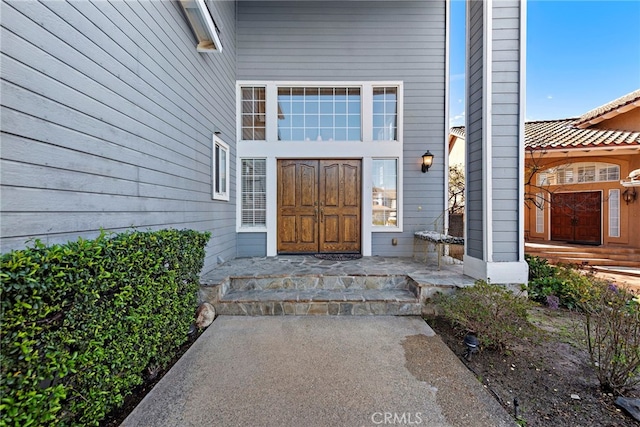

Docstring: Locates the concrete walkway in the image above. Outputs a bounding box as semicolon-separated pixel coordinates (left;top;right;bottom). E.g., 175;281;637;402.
122;316;515;427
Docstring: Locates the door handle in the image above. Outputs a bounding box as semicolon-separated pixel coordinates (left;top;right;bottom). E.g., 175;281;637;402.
320;208;324;223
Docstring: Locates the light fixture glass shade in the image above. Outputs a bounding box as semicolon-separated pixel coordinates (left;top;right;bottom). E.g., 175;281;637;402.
421;151;434;173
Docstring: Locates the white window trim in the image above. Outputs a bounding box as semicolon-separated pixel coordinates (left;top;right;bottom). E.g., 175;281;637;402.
212;136;229;201
236;81;404;255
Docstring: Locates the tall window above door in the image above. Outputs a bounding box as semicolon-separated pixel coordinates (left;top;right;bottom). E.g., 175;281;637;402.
277;87;361;141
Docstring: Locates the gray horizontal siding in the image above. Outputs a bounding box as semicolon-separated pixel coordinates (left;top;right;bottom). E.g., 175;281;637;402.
0;0;237;274
466;0;484;259
491;0;521;262
465;0;522;263
237;0;446;256
237;233;267;258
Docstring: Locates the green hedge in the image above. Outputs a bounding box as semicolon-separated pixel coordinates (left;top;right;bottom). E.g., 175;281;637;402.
0;229;211;426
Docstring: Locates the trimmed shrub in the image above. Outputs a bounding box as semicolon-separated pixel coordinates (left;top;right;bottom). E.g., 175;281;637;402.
0;229;210;426
434;280;533;351
581;284;640;394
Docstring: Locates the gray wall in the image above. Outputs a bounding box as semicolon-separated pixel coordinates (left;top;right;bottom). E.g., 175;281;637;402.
237;233;267;257
490;1;521;262
466;0;484;259
236;0;447;256
465;0;522;263
1;0;237;273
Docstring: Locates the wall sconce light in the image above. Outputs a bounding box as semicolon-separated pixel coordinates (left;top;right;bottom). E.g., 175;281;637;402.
622;187;637;205
213;126;222;136
421;151;434;173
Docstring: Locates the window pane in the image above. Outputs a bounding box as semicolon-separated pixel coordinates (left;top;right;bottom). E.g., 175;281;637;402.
277;87;361;141
535;193;544;233
213;141;229;201
241;87;266;140
542;162;620;186
372;159;398;227
373;87;397;141
609;189;620;237
241;159;267;227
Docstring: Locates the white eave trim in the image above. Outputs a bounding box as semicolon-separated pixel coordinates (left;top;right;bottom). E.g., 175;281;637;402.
575;101;640;129
179;0;223;53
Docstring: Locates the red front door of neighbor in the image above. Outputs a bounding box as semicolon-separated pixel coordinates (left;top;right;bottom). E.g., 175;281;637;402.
551;192;601;245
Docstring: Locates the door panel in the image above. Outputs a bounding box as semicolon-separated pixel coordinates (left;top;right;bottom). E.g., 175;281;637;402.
319;160;361;253
551;192;601;245
277;159;361;253
277;160;319;252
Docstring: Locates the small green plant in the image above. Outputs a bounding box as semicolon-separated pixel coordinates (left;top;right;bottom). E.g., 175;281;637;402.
525;254;556;281
434;280;533;351
581;284;640;394
525;256;602;309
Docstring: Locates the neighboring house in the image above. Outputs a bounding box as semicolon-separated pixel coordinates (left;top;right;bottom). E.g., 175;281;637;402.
449;89;640;249
1;1;527;284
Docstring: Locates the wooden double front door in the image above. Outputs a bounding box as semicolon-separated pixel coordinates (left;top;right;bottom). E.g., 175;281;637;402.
551;191;602;245
277;159;361;253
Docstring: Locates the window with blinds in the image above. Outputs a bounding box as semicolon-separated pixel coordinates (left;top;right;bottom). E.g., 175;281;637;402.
609;189;620;238
241;159;266;227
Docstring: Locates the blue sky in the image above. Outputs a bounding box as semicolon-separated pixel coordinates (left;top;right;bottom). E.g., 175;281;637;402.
449;0;640;127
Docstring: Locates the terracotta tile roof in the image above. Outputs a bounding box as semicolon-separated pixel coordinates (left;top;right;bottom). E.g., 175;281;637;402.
572;89;640;128
449;120;640;151
450;126;465;139
526;118;640;150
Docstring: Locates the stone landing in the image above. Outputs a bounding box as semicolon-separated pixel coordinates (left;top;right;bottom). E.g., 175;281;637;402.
199;256;476;316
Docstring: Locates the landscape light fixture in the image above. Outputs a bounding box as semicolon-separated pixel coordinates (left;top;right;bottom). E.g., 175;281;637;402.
463;332;479;361
421;151;434;173
622;187;637;205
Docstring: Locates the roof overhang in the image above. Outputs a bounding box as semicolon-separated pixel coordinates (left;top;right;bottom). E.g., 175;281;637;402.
575;100;640;129
525;145;640;159
179;0;222;53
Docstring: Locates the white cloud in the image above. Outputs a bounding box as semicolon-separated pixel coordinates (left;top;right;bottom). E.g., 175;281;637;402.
449;111;466;127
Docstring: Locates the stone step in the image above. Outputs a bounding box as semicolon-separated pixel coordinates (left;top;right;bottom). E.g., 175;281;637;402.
226;275;417;292
216;288;421;316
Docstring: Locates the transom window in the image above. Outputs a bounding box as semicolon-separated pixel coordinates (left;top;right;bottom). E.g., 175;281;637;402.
538;162;620;186
277;87;361;141
373;87;397;141
241;87;266;140
238;83;402;143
